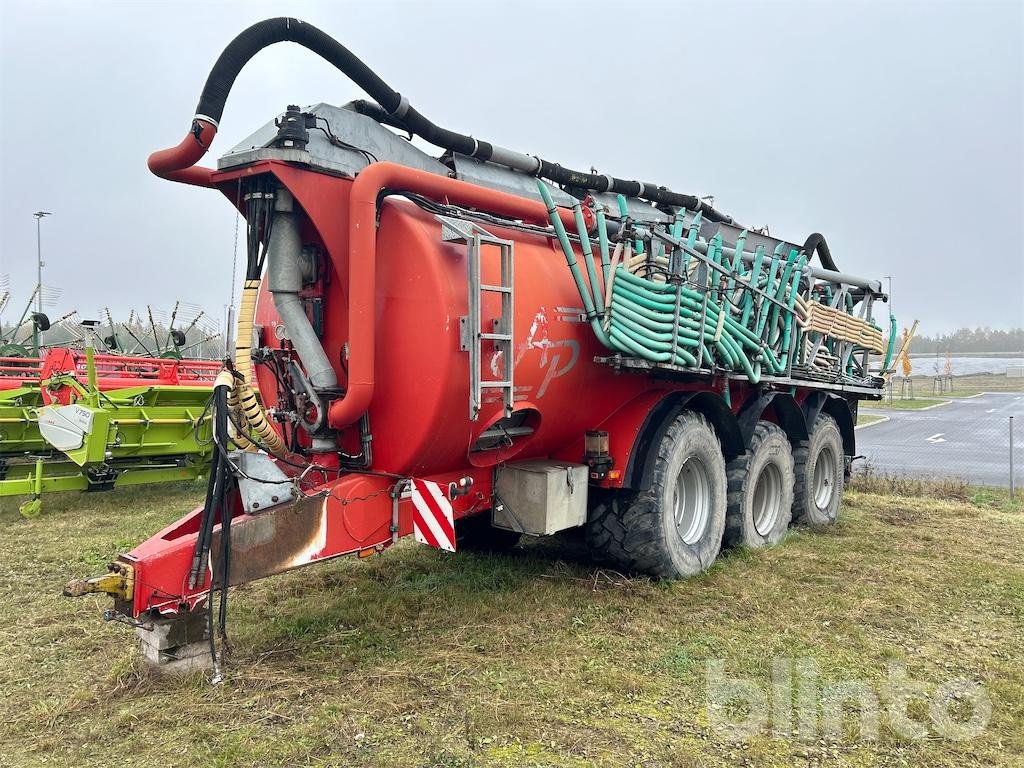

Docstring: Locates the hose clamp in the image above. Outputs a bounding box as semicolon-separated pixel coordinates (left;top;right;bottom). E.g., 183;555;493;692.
389;94;411;120
194;113;220;129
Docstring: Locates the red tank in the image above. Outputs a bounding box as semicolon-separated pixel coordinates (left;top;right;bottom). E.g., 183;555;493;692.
252;169;686;478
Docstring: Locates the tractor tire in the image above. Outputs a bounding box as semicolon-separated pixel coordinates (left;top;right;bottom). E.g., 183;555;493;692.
724;421;794;548
791;413;845;528
586;411;727;578
455;512;521;552
585;488;636;567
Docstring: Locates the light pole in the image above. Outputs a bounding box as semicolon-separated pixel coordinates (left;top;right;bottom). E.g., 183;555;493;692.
32;211;52;355
33;211;52;314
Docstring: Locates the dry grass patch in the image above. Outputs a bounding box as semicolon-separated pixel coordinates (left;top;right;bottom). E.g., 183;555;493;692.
1;480;1021;767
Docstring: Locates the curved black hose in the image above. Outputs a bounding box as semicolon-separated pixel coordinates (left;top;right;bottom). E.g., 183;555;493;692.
193;17;733;222
197;19;400;124
802;232;839;272
346;99;409;132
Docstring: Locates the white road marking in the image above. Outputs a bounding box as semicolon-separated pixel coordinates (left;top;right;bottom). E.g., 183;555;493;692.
926;433;946;443
986;408;996;413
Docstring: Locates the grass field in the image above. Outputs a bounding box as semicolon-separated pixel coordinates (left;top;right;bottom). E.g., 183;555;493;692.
2;482;1022;767
898;373;1024;398
856;413;887;427
862;398;947;411
868;373;1024;409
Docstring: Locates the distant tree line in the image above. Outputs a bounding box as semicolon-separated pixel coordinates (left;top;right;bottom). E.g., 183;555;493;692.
908;327;1024;354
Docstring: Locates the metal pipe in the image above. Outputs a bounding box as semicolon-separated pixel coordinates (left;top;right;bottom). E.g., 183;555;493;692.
267;191;337;390
145;17;732;222
685;239;880;292
328;161;575;431
147;119;218;188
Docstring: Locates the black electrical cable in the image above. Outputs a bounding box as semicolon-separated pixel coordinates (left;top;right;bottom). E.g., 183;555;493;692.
189;430;222;588
193;392;216;446
314;115;378;165
191;17;733;223
242;180;276;281
213;385;234;644
257;353;301;451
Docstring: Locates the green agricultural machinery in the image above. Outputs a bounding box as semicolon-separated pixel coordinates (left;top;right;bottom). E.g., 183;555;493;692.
0;341;219;516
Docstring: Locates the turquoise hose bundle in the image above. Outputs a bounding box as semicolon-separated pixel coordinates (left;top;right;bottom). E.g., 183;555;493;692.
538;183;886;385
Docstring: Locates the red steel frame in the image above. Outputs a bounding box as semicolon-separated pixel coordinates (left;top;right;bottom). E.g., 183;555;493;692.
0;349;220;401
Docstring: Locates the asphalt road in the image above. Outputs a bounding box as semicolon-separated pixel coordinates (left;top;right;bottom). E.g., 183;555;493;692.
856;392;1024;487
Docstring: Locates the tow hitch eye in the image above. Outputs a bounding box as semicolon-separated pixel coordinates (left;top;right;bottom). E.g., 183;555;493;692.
63;562;134;602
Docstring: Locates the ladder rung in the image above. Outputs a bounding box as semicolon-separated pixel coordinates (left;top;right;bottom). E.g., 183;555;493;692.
480;381;512;388
480;284;512;294
477;236;512;247
479;333;512;341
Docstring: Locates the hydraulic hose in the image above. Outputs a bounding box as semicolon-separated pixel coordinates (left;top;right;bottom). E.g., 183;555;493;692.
226;275;288;457
148;17;732;222
226;279;259;452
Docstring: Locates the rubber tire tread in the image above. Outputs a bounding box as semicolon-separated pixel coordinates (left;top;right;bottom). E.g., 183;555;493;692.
724;421;794;548
791;413;844;527
585;411;726;578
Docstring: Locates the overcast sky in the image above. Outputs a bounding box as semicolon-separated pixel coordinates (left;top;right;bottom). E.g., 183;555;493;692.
1;0;1021;335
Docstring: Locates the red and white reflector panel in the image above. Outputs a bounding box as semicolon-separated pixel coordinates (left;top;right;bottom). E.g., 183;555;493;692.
411;479;456;552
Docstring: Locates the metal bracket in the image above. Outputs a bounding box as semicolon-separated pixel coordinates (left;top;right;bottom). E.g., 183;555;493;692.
234;452;297;513
390;478;413;543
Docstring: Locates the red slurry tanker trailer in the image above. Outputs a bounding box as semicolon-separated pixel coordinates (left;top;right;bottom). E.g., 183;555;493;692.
66;19;896;666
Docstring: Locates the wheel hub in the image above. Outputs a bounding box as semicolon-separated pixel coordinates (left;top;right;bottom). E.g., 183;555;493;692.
752;462;783;536
813;446;836;510
673;456;711;545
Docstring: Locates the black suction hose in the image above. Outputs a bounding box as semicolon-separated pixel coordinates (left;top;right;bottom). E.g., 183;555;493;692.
192;17;733;222
802;232;840;272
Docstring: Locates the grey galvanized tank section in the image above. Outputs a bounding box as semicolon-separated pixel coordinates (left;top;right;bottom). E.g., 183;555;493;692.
218;102;450;177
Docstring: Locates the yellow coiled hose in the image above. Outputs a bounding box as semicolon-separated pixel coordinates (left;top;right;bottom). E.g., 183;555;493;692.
228;278;288;457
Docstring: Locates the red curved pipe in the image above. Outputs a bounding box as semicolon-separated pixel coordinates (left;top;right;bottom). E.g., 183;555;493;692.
329;162;578;430
147;120;219;187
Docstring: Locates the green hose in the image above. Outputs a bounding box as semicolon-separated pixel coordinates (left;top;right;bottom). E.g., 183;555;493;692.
537;183;611;346
571;200;605;315
540;186;888;386
882;314;898;370
617;195;644;255
595;204;611;288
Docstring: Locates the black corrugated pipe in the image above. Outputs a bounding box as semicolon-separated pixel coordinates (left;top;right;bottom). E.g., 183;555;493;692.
346;99;410;132
802;232;840;272
182;17;734;222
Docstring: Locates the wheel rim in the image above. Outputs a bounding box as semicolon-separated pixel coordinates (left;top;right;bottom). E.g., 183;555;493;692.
673;456;711;545
752;462;783;536
813;446;836;510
